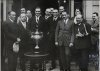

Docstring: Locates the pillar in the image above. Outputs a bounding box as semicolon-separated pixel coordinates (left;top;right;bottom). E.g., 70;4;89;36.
98;1;100;70
3;0;7;21
83;0;86;19
71;0;74;17
85;1;93;23
0;0;1;70
7;0;13;12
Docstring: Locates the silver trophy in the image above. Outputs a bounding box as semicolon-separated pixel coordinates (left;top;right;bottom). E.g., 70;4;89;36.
31;29;43;53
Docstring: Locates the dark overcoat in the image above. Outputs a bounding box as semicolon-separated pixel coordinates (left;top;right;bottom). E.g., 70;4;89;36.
73;21;91;49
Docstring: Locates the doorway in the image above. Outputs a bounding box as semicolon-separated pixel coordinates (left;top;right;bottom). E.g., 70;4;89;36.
74;0;83;16
12;0;59;16
12;0;72;16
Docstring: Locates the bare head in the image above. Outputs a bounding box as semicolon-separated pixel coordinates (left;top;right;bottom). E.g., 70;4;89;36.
75;9;81;16
76;14;83;24
50;8;54;15
26;10;32;18
53;9;59;17
92;12;98;21
20;13;27;22
59;6;64;13
45;8;51;16
35;7;41;16
62;11;69;19
21;8;26;14
8;11;16;21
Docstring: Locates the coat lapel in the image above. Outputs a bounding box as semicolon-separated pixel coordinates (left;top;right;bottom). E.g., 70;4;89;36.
62;19;70;28
93;20;99;27
19;21;26;30
61;20;65;28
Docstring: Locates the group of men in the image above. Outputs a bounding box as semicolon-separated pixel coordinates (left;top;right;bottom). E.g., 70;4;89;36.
2;5;99;71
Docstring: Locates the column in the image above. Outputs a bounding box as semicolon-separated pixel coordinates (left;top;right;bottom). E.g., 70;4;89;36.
0;0;1;23
85;1;93;23
71;0;74;17
3;0;6;21
7;0;13;12
99;0;100;23
6;0;13;20
99;1;100;70
0;0;1;70
83;0;86;19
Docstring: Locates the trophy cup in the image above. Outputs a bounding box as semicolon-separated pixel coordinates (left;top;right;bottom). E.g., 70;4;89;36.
31;29;43;54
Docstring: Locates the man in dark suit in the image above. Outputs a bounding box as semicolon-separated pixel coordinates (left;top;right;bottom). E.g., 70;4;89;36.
18;13;31;71
49;9;61;70
26;10;32;22
44;8;52;20
44;8;52;35
55;11;74;71
3;11;20;71
73;14;91;71
28;7;44;32
43;8;52;52
59;6;65;19
28;7;46;52
17;8;26;23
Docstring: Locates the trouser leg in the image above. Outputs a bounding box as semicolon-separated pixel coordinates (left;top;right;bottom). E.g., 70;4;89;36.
65;46;70;70
58;46;71;70
79;49;88;71
8;51;17;71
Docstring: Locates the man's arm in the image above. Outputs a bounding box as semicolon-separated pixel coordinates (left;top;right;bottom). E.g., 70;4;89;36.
4;23;17;41
55;21;60;45
69;21;74;47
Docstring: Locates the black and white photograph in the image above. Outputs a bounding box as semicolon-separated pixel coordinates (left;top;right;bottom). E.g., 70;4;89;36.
0;0;100;71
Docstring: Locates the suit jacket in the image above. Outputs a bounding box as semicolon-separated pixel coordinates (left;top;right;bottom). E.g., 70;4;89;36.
43;16;52;34
49;17;61;39
73;21;91;49
91;20;99;45
18;21;31;52
3;19;20;56
28;16;45;32
55;19;74;46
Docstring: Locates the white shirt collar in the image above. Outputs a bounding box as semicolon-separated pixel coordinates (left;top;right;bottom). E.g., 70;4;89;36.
21;21;26;29
45;15;49;19
64;19;69;24
9;18;14;22
53;16;58;21
35;15;41;18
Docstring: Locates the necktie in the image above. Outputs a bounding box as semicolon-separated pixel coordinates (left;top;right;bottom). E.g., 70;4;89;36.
64;19;66;25
37;18;39;23
93;20;95;24
53;17;57;21
36;16;39;23
78;28;81;34
22;22;26;29
83;24;88;35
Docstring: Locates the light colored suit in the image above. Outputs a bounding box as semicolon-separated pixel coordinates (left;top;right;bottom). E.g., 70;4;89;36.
55;19;74;46
55;19;74;70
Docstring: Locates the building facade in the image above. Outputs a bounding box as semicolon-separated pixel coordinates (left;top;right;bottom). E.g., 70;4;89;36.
0;0;100;70
0;0;100;22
